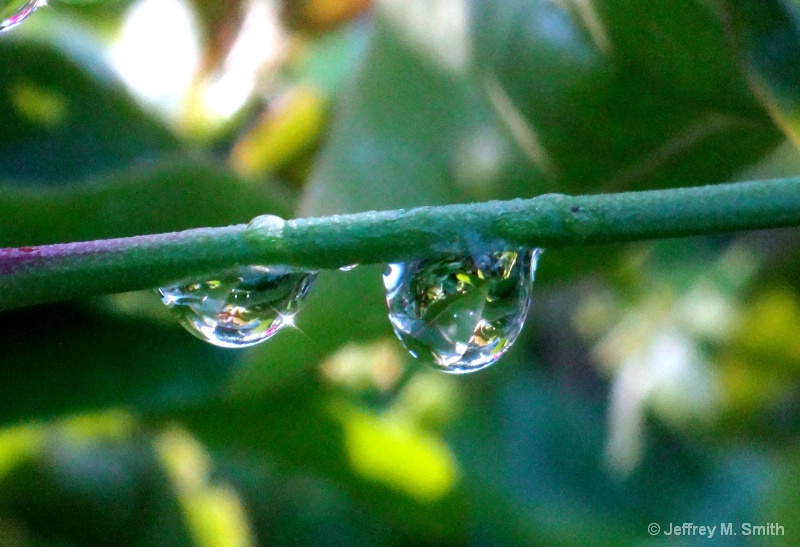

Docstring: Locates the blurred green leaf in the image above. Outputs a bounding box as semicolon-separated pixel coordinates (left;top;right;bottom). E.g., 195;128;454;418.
0;304;241;425
0;34;179;185
0;430;192;547
299;12;540;217
471;0;782;192
159;380;469;545
723;0;800;146
761;447;800;537
216;459;391;547
449;361;774;545
0;158;293;246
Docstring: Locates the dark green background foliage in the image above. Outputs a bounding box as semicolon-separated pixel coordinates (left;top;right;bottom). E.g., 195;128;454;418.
3;0;800;545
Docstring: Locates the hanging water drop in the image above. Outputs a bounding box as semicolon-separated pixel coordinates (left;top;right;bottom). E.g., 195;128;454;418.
158;265;316;348
384;249;542;374
0;0;45;33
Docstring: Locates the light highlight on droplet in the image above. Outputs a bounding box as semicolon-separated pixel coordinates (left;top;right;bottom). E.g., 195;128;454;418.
384;250;541;373
159;265;316;348
0;0;45;32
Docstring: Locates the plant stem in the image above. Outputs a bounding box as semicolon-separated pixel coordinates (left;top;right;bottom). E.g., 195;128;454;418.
2;177;800;310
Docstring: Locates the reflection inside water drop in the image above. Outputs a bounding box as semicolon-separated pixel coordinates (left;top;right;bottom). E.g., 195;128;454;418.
0;0;45;33
159;265;316;348
384;250;541;374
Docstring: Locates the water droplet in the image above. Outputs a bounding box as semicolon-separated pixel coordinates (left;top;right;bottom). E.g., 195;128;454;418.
339;264;358;272
245;213;285;247
246;213;285;233
384;249;541;374
0;0;45;33
159;265;316;348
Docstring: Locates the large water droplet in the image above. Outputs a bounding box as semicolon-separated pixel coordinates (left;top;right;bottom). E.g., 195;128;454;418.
384;249;541;374
159;265;316;348
0;0;45;33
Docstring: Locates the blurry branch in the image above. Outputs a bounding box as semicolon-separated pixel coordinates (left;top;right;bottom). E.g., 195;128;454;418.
2;177;800;310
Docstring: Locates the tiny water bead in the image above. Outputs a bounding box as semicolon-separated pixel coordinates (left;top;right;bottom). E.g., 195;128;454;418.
246;213;285;235
158;265;316;348
0;0;45;32
384;249;542;374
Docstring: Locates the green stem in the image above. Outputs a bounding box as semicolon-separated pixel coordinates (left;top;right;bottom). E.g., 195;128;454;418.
2;177;800;310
